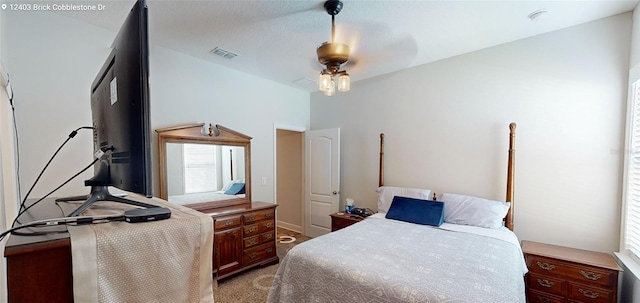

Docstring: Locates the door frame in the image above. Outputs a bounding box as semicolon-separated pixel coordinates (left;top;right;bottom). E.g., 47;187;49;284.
273;123;306;233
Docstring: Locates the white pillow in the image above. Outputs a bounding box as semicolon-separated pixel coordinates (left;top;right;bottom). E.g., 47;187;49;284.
376;186;431;214
220;181;234;192
220;179;244;192
437;193;510;229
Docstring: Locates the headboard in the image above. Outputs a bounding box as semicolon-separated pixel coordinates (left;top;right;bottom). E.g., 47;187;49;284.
378;123;517;231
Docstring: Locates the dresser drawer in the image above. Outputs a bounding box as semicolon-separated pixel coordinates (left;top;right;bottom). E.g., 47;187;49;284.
529;256;615;288
260;220;275;231
261;231;275;243
528;273;565;296
244;243;276;266
214;215;242;231
244;224;260;237
528;289;564;303
244;235;261;248
243;210;275;224
568;282;612;303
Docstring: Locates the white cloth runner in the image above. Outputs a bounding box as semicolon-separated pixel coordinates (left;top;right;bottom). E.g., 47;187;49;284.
61;194;214;303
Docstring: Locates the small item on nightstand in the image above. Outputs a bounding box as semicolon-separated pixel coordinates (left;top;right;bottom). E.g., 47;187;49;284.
345;198;355;214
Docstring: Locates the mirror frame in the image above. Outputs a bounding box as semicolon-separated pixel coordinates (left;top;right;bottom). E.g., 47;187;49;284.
156;123;252;211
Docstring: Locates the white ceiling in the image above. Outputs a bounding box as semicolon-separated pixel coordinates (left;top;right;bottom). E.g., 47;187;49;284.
55;0;639;92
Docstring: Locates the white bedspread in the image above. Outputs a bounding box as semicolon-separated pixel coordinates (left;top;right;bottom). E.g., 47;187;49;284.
268;215;527;303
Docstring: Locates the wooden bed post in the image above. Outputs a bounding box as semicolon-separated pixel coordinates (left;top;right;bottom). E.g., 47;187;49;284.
505;123;516;231
379;133;385;187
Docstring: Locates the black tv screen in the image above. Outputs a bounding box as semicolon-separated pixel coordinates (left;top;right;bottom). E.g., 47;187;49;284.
58;0;156;216
90;0;151;196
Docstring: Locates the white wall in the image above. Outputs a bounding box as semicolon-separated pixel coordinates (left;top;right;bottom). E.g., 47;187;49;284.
0;8;17;303
2;10;310;205
311;13;631;254
617;4;640;303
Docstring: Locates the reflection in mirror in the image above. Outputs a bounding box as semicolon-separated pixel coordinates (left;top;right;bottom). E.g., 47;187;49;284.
166;143;246;205
157;123;252;210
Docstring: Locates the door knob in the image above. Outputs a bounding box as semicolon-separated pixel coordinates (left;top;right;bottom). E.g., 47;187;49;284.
333;191;338;195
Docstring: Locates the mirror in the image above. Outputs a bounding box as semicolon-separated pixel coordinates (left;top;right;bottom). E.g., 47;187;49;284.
157;124;252;211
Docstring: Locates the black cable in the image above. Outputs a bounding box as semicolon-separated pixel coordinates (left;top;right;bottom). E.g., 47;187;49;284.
12;157;99;227
1;214;125;242
19;127;94;211
13;127;94;226
11;95;20;207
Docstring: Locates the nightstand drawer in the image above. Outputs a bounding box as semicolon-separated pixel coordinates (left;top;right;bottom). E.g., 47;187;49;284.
529;256;615;288
528;289;563;303
528;273;565;296
522;241;621;303
332;219;352;230
568;282;612;303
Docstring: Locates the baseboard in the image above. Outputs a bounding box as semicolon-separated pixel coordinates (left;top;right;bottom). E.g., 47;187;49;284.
277;221;301;234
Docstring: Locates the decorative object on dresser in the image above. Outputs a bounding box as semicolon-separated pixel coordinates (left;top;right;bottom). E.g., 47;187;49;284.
330;212;364;231
522;240;622;303
157;123;278;280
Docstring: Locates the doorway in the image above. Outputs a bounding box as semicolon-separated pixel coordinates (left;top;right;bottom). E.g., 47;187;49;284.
275;128;304;233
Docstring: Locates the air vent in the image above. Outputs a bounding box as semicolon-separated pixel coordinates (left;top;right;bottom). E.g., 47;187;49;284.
293;77;317;87
210;47;238;59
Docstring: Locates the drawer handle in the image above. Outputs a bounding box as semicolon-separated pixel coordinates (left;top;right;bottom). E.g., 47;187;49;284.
536;279;555;288
536;261;556;271
249;253;257;260
248;238;257;245
265;234;273;240
265;222;273;228
580;270;602;281
246;216;256;222
535;296;553;303
224;220;234;226
266;247;273;253
578;288;600;299
265;213;273;218
248;226;257;233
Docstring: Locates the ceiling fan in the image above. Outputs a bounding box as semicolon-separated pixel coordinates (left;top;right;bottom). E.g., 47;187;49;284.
317;0;350;96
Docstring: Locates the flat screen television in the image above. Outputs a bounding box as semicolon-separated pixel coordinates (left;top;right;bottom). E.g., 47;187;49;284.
57;0;157;216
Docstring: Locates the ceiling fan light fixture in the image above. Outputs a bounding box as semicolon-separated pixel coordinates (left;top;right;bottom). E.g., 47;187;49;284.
319;71;332;91
324;80;336;96
338;73;350;92
317;42;350;66
316;0;351;96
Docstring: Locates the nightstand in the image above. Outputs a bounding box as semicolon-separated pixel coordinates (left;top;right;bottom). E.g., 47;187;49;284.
330;212;364;231
522;240;622;303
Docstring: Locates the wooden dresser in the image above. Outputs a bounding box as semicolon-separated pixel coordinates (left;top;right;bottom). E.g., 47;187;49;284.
522;240;622;303
207;201;278;280
330;212;364;231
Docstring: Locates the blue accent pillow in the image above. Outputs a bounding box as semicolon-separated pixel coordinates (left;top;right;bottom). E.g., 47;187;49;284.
224;183;245;195
385;196;444;227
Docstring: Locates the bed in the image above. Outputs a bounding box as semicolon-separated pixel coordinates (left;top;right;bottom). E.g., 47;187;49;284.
167;178;246;205
267;123;527;303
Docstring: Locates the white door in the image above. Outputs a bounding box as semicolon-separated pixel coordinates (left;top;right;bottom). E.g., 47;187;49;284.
304;128;340;238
